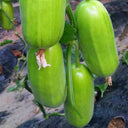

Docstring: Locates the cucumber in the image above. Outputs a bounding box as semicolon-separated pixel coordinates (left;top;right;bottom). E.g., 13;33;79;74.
27;43;66;108
1;1;13;30
64;63;94;127
20;0;66;48
75;0;119;77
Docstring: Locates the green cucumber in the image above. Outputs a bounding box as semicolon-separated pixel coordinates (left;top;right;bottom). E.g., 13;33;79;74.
75;0;119;77
64;63;94;127
20;0;66;48
27;43;66;108
1;1;13;30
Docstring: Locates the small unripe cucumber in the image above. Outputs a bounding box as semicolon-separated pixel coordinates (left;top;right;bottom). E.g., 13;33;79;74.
20;0;66;49
1;1;13;30
75;0;119;77
27;43;66;108
64;63;94;127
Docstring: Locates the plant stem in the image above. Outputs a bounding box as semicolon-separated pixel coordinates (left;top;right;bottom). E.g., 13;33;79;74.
24;83;32;93
66;40;80;106
15;55;26;75
24;75;33;93
66;0;80;67
35;100;65;119
66;42;75;106
18;60;27;76
35;101;48;119
1;9;27;48
72;41;80;68
66;0;77;28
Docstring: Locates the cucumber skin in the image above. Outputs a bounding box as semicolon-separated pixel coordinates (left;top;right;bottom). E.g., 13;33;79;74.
64;64;94;127
1;1;13;30
20;0;66;49
75;0;119;77
27;43;66;108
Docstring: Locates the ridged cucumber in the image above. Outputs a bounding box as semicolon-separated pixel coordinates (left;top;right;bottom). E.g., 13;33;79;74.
20;0;66;48
1;1;13;30
75;0;119;77
27;43;66;108
64;63;94;127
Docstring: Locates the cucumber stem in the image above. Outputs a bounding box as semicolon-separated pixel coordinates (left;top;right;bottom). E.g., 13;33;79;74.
35;101;65;119
66;43;75;106
66;0;80;67
24;75;33;93
66;0;77;28
72;40;80;68
66;40;80;105
36;101;48;119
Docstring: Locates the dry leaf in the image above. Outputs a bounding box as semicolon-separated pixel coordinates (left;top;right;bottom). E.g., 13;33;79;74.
108;116;126;128
12;50;22;58
14;20;18;25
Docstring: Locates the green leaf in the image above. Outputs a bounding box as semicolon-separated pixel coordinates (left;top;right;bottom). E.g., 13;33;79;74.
24;75;28;82
95;83;108;98
16;79;20;85
7;86;18;92
14;65;18;72
121;49;128;65
0;39;13;46
60;21;77;44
